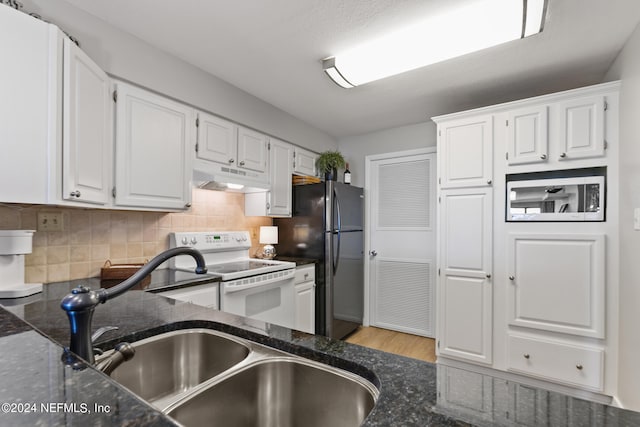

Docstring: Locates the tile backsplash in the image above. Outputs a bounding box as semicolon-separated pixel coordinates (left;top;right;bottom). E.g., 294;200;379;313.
0;189;271;284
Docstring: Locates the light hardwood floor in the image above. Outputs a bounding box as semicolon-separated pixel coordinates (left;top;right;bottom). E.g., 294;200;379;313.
345;326;436;363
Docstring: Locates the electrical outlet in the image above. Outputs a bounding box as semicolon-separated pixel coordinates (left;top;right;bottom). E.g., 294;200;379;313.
37;212;64;232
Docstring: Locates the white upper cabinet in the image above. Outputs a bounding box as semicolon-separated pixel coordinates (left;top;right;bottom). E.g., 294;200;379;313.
557;95;605;161
507;106;548;166
237;126;268;173
114;81;193;210
245;138;293;217
439;115;493;188
0;7;56;204
267;138;293;216
62;37;112;205
196;112;237;165
293;146;318;176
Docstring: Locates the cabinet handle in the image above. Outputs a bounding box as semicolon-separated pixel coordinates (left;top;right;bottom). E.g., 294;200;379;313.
304;273;309;280
486;273;491;279
524;353;530;359
70;191;81;198
266;202;271;210
185;203;192;208
559;152;567;158
487;179;492;185
229;158;235;164
576;364;583;370
509;275;515;281
540;154;547;160
239;161;245;166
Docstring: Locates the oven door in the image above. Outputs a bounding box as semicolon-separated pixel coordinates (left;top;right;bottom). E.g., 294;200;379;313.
220;271;295;329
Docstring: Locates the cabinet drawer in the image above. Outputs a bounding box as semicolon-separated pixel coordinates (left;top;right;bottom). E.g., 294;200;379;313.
507;335;604;391
295;265;315;285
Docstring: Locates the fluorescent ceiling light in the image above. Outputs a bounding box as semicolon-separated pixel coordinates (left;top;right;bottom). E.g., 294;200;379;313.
323;0;548;88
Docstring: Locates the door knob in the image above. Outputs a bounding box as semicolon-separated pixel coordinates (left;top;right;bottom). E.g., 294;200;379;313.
369;250;378;256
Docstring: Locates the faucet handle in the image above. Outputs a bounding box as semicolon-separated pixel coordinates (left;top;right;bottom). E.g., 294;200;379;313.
91;326;119;343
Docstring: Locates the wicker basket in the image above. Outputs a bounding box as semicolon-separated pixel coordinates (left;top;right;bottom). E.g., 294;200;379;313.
100;260;151;290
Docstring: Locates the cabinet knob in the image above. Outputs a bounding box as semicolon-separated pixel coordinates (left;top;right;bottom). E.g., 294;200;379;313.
70;191;81;198
266;202;271;210
370;250;378;256
559;152;567;158
540;154;547;160
304;273;309;280
509;275;515;281
524;353;530;359
229;158;235;164
576;364;583;370
487;179;492;185
486;273;491;279
185;203;192;208
239;161;245;166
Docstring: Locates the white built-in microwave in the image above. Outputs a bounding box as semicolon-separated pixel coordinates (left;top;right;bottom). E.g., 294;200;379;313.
506;171;605;222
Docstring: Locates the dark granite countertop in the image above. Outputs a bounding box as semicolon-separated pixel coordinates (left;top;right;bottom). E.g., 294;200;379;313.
1;278;640;426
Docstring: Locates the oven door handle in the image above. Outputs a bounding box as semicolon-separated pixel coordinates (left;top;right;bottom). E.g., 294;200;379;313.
221;272;294;293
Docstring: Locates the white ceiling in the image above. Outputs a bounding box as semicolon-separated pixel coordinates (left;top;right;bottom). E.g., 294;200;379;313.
63;0;640;139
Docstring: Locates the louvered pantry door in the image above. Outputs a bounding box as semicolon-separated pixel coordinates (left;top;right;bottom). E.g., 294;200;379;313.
368;151;436;337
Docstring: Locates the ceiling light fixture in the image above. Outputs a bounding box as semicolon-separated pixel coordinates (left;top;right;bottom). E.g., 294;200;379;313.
323;0;548;88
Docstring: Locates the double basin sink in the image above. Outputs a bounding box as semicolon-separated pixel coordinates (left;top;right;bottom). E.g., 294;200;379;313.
100;328;378;427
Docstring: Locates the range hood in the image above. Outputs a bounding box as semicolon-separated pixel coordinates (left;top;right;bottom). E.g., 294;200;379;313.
193;160;270;193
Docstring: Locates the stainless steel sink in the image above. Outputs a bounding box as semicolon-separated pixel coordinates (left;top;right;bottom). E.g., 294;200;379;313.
106;329;250;405
166;357;378;427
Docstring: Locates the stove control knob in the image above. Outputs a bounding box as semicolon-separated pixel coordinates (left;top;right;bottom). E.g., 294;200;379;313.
181;237;188;245
190;237;198;245
235;236;242;242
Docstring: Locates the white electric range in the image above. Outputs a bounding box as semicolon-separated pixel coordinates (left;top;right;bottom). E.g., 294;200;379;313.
166;231;296;328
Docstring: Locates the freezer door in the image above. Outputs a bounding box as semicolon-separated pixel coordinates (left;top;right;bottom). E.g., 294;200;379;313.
332;182;364;231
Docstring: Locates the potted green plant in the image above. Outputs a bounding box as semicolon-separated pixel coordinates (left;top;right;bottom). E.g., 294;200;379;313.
316;150;346;181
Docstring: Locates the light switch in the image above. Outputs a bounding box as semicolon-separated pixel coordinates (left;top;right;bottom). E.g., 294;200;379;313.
634;208;640;231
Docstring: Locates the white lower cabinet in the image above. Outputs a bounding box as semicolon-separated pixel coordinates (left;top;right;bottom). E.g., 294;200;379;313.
507;334;604;391
294;265;315;334
114;81;193;210
507;233;605;338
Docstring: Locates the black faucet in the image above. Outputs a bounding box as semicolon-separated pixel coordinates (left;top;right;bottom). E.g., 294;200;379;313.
60;247;207;364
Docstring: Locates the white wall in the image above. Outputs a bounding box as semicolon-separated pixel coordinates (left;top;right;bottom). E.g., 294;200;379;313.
338;122;437;187
603;23;640;410
20;0;336;153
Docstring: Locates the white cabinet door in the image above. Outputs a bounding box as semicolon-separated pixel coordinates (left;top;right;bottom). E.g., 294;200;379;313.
196;112;237;165
114;82;193;210
507;233;605;338
438;188;492;364
237;126;268;173
507;106;548;165
295;281;315;334
439;115;493;188
62;38;112;205
0;6;54;204
557;95;605;161
267;138;293;217
293;147;318;176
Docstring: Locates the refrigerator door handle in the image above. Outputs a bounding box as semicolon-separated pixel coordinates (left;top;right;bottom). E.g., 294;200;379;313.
333;188;341;274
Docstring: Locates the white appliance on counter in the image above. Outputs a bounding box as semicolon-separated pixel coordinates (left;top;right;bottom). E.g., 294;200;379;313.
0;230;42;298
168;231;296;328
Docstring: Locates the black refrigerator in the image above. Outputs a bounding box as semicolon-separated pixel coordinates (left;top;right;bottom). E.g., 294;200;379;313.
274;181;364;339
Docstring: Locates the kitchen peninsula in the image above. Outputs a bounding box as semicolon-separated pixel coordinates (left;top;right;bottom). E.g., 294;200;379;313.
2;280;640;426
